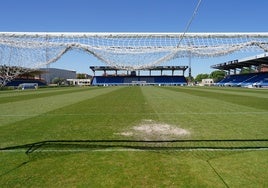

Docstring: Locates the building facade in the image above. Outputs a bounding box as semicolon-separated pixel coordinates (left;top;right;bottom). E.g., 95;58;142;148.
39;68;76;84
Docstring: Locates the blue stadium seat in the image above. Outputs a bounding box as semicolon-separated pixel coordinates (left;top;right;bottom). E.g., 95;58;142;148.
6;79;46;87
216;72;268;87
91;76;187;86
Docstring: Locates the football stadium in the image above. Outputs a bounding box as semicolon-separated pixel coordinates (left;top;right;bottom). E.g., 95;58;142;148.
1;0;268;187
0;86;268;187
1;33;268;188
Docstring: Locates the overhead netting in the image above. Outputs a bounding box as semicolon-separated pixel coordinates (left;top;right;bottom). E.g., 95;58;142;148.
1;32;268;71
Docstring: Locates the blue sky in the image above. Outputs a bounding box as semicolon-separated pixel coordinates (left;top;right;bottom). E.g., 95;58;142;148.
1;0;268;76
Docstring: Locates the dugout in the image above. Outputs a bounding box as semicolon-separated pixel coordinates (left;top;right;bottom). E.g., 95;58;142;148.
18;83;38;90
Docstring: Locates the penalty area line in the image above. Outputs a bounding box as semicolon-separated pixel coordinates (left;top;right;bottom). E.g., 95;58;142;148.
0;111;268;117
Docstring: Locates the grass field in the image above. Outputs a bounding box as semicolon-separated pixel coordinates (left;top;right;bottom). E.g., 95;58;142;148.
0;86;268;187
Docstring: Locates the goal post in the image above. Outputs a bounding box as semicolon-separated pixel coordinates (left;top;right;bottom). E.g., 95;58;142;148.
1;32;268;86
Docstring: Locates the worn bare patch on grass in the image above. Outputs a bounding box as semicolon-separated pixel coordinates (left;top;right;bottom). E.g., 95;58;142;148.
116;119;190;140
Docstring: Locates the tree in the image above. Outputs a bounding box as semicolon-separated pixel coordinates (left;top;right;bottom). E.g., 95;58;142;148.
52;77;66;85
186;76;194;83
240;67;251;74
195;73;209;82
210;70;226;82
77;73;86;79
0;65;29;87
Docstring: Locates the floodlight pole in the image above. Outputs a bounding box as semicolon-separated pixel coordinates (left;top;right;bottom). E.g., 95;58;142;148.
189;53;192;79
188;42;192;82
45;36;50;85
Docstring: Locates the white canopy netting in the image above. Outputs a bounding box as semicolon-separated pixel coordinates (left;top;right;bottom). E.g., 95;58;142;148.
1;32;268;69
0;32;268;86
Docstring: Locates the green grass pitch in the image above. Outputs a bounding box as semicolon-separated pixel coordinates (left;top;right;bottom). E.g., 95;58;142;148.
0;86;268;187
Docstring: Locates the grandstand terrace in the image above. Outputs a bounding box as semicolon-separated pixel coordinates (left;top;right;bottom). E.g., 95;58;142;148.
90;66;188;86
212;53;268;87
4;68;47;87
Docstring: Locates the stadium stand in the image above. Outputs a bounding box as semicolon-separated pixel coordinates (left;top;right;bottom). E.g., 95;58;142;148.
212;53;268;88
257;79;268;88
6;79;46;87
91;75;187;86
216;72;268;87
90;66;188;86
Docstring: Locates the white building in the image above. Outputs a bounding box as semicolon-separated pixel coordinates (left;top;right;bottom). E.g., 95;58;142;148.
200;78;214;86
67;79;91;86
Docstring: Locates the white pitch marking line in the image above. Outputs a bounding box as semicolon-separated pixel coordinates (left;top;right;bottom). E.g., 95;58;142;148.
1;111;268;117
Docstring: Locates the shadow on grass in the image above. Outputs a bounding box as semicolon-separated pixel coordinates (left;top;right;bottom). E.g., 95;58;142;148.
0;161;29;178
1;139;268;155
0;139;267;177
1;139;267;186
